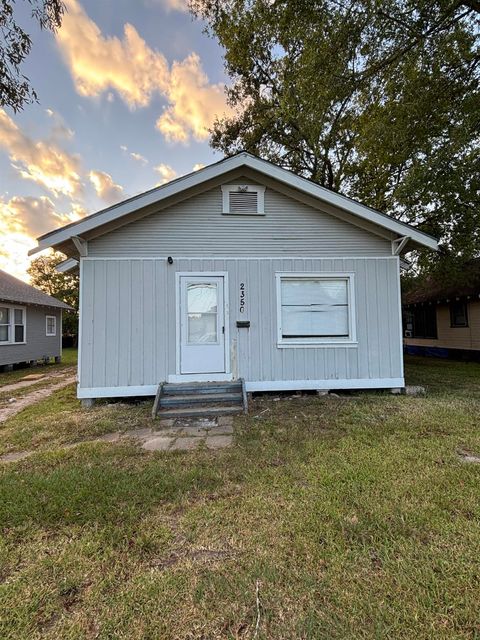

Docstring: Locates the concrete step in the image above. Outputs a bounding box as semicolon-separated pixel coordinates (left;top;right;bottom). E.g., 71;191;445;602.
157;405;244;419
163;381;242;396
160;392;242;407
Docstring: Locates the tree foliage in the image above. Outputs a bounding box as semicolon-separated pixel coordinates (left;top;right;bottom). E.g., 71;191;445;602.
27;252;78;337
1;0;64;111
191;0;480;270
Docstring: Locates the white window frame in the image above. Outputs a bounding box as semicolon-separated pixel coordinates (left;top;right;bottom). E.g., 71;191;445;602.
46;314;57;337
0;304;27;345
221;184;266;215
275;273;357;347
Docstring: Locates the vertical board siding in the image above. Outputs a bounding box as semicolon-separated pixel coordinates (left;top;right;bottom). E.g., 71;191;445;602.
88;186;391;258
79;256;402;392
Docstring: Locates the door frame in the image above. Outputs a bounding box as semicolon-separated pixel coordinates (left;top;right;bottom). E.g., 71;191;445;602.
170;271;232;383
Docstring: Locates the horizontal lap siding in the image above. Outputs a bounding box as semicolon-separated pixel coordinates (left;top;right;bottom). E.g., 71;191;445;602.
79;257;402;391
0;307;61;366
88;187;391;257
404;301;480;351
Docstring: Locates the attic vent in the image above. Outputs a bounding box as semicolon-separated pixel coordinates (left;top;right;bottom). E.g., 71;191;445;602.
229;190;258;213
221;184;265;215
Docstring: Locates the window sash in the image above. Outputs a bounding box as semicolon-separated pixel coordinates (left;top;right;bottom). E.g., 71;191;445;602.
0;305;25;343
450;302;468;328
46;315;57;336
277;275;354;344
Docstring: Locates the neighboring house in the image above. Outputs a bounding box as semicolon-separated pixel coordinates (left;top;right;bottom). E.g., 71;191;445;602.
0;269;72;369
29;153;437;401
403;260;480;360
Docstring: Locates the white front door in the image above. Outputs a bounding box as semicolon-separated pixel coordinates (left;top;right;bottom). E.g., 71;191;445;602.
179;275;226;374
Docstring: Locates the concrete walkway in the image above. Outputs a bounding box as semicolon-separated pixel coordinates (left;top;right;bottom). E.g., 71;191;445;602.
0;416;234;464
142;416;234;451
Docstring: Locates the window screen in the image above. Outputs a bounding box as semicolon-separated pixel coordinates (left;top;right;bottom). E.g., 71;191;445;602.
46;315;56;336
280;278;350;340
450;301;468;328
14;308;24;343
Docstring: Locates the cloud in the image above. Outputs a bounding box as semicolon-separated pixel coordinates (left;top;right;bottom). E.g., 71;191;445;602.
192;163;205;171
0;196;85;280
154;163;177;185
56;0;229;143
0;109;82;198
89;170;124;204
162;0;189;12
130;152;148;165
56;0;169;108
45;108;75;140
156;54;227;143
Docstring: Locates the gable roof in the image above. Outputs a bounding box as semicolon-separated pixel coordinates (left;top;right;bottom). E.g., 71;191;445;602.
0;269;72;310
29;152;438;255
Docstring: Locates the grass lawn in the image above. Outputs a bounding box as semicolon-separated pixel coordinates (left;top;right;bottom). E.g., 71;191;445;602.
0;356;479;639
0;348;77;387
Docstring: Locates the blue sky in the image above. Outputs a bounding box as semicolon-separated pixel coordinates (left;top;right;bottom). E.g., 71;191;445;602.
0;0;229;279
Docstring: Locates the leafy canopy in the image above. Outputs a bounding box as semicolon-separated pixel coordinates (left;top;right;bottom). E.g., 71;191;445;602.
27;252;78;335
1;0;64;111
191;0;480;269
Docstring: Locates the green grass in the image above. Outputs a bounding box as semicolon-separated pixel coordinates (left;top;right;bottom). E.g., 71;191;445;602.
0;348;77;387
0;357;479;639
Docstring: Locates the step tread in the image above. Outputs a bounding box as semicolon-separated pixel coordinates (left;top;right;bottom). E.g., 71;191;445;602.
160;392;242;405
163;383;242;395
157;405;243;418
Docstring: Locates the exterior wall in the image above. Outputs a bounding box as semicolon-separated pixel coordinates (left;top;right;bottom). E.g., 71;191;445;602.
0;306;62;366
405;300;480;351
88;185;392;258
78;256;403;396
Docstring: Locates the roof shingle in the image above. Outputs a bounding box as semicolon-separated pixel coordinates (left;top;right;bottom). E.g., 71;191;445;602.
0;269;73;310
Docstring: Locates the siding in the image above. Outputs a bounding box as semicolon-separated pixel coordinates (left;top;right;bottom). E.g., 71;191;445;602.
88;185;391;257
79;257;403;393
0;306;62;366
405;300;480;351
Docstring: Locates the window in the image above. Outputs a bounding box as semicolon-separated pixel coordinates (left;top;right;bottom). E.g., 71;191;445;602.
450;301;468;328
0;305;26;344
46;315;57;336
276;274;356;346
221;184;265;215
187;283;218;344
403;306;437;339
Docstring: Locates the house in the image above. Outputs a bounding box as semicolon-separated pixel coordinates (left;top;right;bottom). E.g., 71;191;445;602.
0;269;72;369
29;153;437;403
403;259;480;360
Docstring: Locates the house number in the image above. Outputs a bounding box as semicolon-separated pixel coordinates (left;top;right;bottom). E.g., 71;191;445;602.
239;282;246;313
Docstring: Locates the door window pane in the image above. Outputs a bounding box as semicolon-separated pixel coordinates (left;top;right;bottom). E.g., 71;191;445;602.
186;283;218;343
188;313;217;343
187;283;217;313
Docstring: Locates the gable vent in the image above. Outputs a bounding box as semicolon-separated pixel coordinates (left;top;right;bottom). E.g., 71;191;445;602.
221;184;266;215
229;190;258;213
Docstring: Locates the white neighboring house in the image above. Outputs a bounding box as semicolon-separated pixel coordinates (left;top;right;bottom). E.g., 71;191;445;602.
30;153;437;400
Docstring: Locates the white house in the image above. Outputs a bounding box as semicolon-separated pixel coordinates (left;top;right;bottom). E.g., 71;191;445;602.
30;153;437;405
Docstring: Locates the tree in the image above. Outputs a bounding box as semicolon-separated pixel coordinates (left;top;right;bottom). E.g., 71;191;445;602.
1;0;65;111
27;252;79;339
191;0;480;272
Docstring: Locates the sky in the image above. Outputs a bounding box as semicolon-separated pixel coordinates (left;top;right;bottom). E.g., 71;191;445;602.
0;0;230;281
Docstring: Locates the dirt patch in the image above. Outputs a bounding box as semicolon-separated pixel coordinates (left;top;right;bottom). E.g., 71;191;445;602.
0;366;75;395
0;374;76;423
